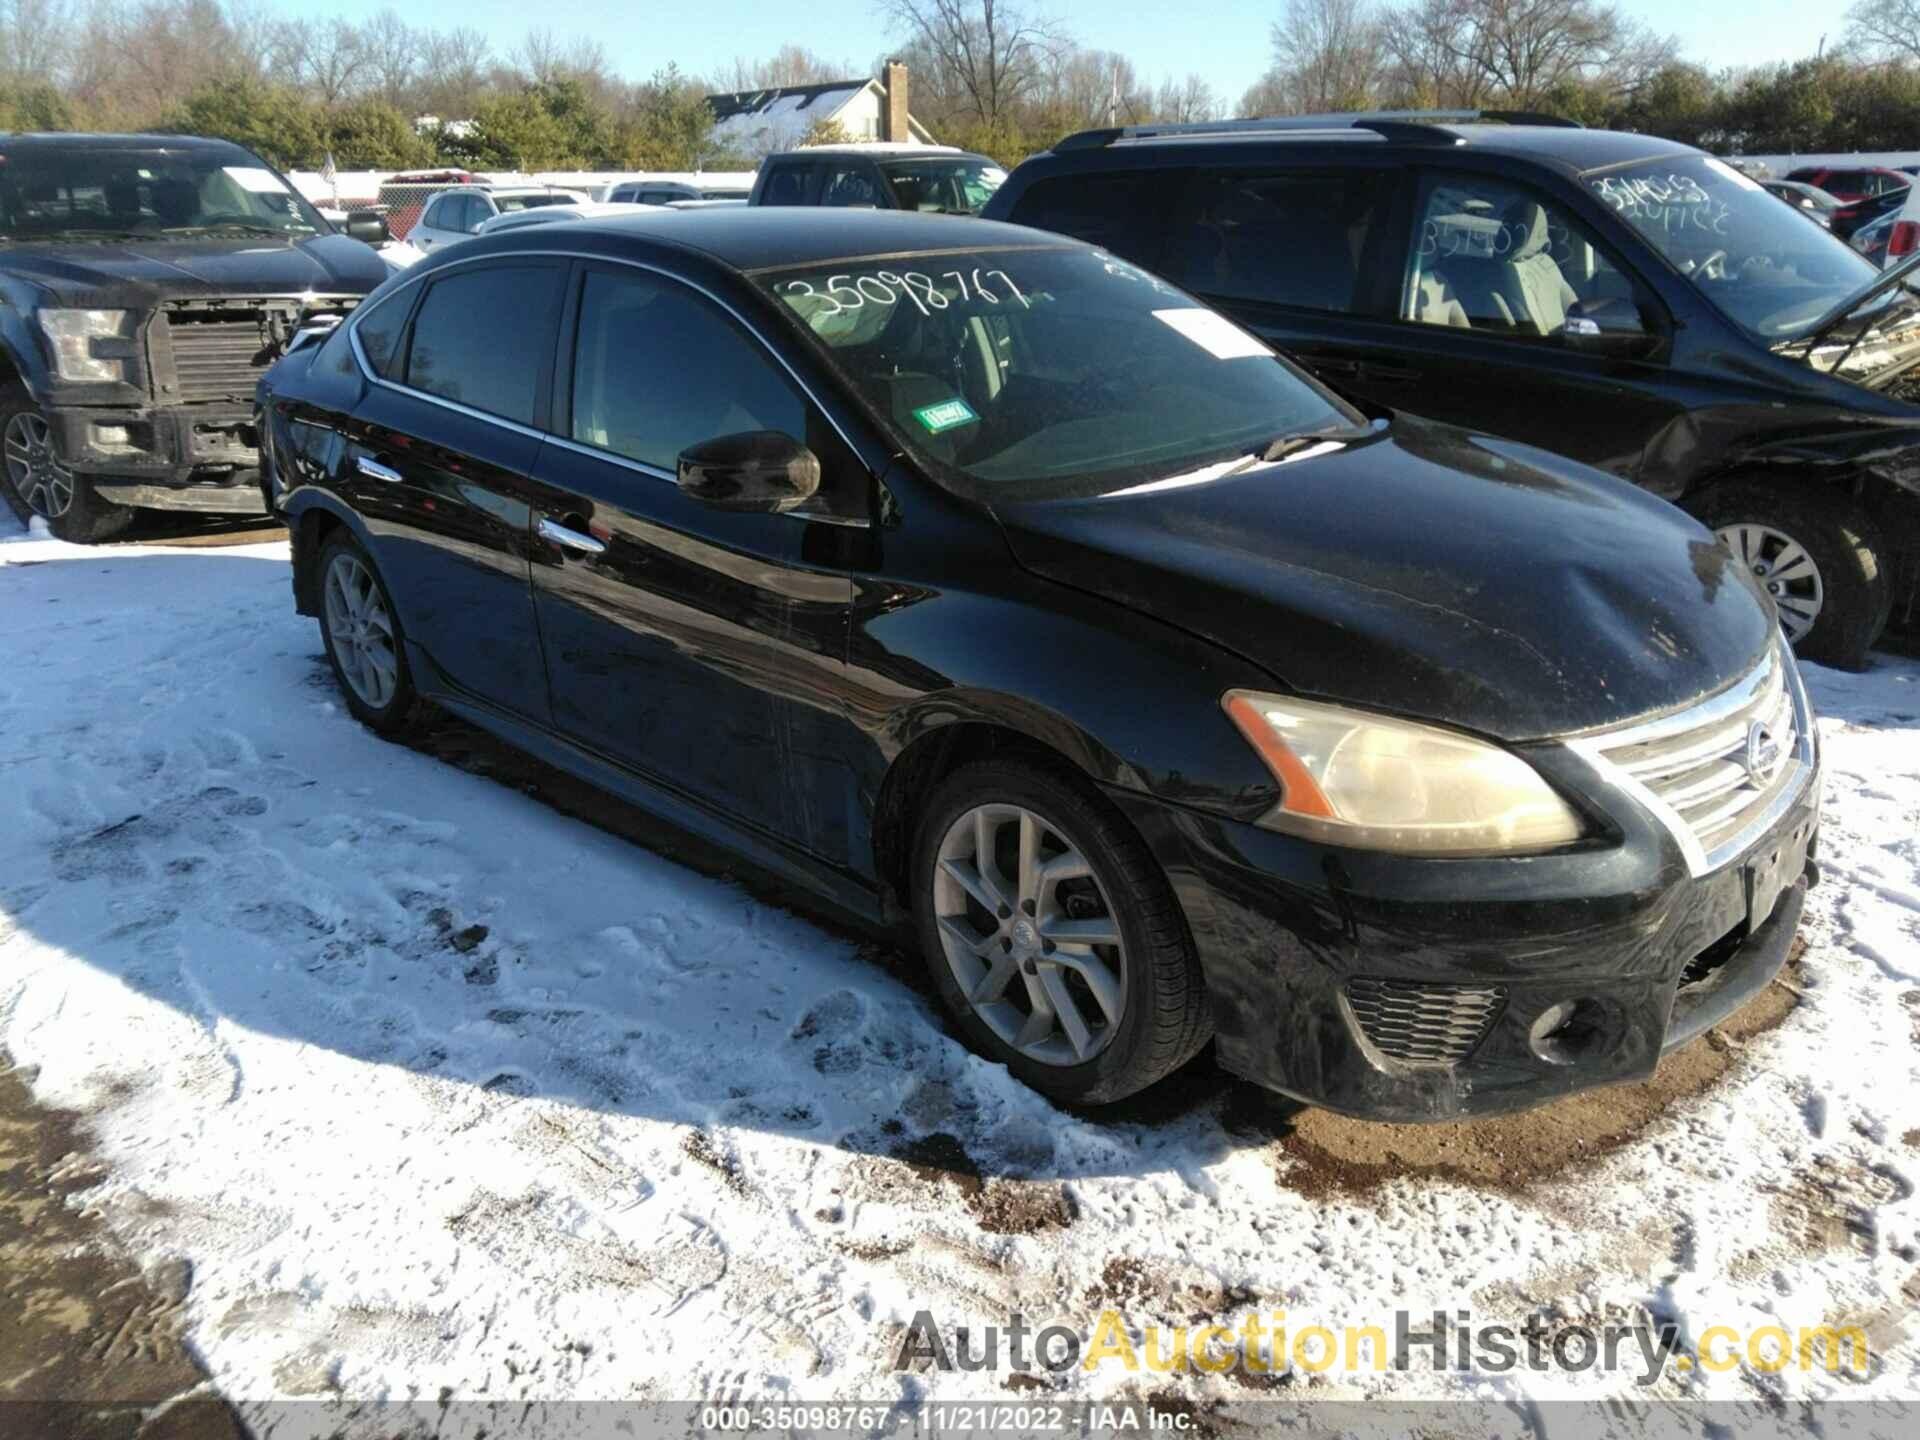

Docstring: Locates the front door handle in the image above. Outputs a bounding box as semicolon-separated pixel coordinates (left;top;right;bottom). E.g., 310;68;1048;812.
538;516;607;556
356;455;402;483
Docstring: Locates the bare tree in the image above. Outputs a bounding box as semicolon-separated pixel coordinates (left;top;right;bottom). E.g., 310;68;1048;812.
879;0;1068;122
1153;73;1218;123
715;45;851;92
1376;0;1661;107
1038;47;1148;126
0;0;74;81
361;9;421;107
514;26;609;87
417;25;493;117
1265;0;1385;111
280;16;370;105
1846;0;1920;60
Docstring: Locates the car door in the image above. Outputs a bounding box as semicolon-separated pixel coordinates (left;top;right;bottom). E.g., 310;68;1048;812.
1331;167;1690;479
412;193;464;251
525;261;857;844
334;258;565;719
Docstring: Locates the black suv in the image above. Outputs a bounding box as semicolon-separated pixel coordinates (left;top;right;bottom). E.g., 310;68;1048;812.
984;111;1920;669
0;133;390;541
751;146;1006;215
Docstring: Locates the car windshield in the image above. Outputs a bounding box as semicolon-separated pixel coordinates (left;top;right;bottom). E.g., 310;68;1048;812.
0;145;326;240
879;158;1008;215
1589;156;1881;339
758;246;1357;500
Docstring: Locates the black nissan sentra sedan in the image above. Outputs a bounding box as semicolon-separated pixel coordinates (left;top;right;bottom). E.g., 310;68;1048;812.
257;211;1821;1121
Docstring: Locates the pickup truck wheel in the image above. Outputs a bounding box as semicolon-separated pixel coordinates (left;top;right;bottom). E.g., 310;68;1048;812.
0;391;134;543
1693;480;1890;670
911;757;1213;1105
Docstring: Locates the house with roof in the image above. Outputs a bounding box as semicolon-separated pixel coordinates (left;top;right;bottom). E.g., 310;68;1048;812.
707;62;937;155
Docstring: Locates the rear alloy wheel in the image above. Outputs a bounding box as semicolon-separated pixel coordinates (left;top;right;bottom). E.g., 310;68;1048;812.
912;758;1212;1104
1694;479;1891;671
0;398;134;544
316;531;424;735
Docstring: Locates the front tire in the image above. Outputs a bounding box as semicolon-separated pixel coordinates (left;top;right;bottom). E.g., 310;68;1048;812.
0;389;134;544
316;530;424;735
1693;479;1891;670
910;757;1212;1105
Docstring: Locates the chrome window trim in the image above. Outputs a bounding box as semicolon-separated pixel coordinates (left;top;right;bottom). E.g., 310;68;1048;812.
345;245;870;526
1564;640;1817;879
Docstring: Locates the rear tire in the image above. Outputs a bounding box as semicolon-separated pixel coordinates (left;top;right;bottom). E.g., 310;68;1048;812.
1692;479;1890;670
0;388;134;544
316;530;425;736
910;757;1212;1105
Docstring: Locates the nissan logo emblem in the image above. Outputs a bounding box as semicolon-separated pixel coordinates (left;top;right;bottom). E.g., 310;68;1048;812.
1744;720;1784;786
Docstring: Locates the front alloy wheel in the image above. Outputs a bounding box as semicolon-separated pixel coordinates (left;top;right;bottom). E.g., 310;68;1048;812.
933;802;1128;1066
1715;522;1824;644
4;410;74;519
912;758;1212;1104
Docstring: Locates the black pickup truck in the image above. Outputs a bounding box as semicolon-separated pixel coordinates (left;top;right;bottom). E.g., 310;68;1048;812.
0;132;390;541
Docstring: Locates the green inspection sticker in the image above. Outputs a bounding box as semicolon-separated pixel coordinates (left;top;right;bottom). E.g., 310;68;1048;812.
913;398;979;434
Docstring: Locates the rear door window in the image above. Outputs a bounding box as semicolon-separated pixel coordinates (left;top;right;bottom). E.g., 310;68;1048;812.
759;164;814;206
1005;171;1169;269
1163;169;1395;314
403;263;564;424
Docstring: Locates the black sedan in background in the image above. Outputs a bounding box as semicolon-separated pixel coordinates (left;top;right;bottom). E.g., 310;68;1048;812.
257;211;1819;1121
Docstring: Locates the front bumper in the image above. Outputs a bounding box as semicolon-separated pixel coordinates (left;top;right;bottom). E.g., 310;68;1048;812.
47;402;264;514
1109;760;1820;1123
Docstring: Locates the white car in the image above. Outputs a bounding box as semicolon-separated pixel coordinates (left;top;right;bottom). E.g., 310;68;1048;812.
473;201;666;236
408;186;588;254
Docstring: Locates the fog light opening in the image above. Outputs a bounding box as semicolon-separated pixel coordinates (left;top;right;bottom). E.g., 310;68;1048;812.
1528;998;1611;1066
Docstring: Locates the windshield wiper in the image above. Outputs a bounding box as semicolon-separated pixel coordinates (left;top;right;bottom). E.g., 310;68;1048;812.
1254;420;1379;464
1796;251;1920;355
163;223;302;238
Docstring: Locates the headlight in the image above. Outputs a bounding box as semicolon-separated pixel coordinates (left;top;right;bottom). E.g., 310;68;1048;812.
38;308;132;383
1222;690;1586;854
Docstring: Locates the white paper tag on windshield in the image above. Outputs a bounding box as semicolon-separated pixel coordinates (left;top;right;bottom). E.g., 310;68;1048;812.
223;166;290;194
1152;308;1273;360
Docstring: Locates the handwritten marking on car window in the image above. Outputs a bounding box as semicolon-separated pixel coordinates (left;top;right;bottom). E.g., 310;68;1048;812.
775;268;1029;319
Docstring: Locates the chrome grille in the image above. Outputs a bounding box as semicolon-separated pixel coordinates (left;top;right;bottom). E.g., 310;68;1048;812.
161;306;276;403
1575;642;1814;876
1345;977;1506;1066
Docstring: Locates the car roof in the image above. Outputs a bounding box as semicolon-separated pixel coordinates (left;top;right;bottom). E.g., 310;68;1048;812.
769;144;968;158
0;131;254;155
467;208;1072;273
1028;115;1704;178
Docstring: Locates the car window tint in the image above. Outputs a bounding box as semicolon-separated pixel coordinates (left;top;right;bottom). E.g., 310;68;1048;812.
404;264;561;423
569;269;806;471
1404;173;1633;340
1165;170;1391;313
353;288;411;377
820;165;884;208
1005;171;1166;268
760;165;810;205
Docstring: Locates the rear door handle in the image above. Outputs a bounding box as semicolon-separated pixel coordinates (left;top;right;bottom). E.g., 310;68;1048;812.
538;516;607;556
356;455;402;483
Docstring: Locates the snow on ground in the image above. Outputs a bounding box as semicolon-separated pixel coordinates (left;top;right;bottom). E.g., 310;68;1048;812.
0;519;1916;1427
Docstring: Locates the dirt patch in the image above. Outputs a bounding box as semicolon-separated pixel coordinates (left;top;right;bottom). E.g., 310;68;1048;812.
0;1052;244;1439
884;1132;1076;1234
681;1129;752;1198
1257;972;1801;1201
1903;1129;1920;1150
1768;1155;1909;1259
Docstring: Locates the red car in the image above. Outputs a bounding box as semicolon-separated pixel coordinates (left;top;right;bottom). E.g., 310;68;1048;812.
1785;165;1910;204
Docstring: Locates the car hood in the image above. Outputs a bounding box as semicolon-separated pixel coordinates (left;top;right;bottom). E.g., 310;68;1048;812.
3;233;388;305
992;417;1777;742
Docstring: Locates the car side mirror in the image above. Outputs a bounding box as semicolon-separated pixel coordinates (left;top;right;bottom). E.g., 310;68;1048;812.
344;210;389;245
677;431;821;513
1563;298;1659;360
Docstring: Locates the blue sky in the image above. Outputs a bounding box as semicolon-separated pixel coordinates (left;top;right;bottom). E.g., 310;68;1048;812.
298;0;1839;113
